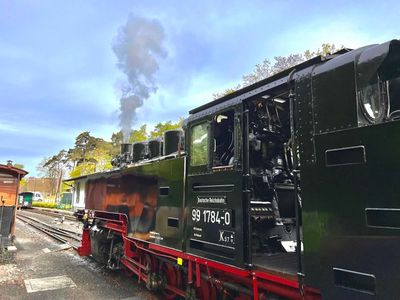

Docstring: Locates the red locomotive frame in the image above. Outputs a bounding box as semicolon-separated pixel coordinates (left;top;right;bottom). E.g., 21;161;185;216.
77;210;320;299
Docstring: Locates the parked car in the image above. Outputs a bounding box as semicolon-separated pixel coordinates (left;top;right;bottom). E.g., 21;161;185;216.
32;192;43;202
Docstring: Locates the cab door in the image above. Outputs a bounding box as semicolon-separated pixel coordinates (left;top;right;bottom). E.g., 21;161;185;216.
185;107;246;267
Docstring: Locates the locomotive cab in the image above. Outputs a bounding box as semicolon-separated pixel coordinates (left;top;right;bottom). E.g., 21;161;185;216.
245;88;300;274
185;63;306;275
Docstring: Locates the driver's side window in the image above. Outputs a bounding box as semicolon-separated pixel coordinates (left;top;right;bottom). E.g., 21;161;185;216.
213;110;235;167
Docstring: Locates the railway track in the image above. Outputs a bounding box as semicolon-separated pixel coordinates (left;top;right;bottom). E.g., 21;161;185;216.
16;212;82;250
29;207;76;221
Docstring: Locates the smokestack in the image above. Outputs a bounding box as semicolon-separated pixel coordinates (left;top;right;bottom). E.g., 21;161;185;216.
113;15;167;142
120;143;133;156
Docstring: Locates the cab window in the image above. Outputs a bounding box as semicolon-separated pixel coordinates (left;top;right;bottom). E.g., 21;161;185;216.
213;110;235;167
388;76;400;120
358;75;389;123
190;122;209;166
356;41;400;124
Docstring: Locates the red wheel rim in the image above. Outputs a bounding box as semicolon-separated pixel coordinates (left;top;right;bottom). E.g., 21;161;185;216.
142;253;153;274
142;252;158;273
162;262;181;300
196;278;217;300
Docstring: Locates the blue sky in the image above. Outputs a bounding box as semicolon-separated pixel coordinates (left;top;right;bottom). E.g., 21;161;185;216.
1;0;399;176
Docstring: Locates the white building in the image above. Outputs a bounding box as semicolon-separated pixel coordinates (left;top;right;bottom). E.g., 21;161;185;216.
63;175;87;211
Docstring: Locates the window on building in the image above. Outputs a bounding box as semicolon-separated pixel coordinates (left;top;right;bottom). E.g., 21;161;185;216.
76;182;80;204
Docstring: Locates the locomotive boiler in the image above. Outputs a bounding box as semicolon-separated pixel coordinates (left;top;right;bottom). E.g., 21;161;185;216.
74;39;400;299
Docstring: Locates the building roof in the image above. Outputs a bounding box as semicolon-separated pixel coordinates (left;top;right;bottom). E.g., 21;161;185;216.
0;164;28;177
63;174;88;182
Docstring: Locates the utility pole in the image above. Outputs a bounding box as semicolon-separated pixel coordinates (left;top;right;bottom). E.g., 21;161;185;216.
55;169;63;205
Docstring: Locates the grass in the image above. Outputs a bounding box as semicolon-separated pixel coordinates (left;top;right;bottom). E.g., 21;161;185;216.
32;202;72;210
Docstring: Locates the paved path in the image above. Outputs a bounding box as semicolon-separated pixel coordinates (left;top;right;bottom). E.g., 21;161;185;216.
0;219;159;300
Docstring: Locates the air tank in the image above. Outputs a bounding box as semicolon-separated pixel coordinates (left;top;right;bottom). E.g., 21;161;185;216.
163;129;184;156
132;142;146;162
148;139;163;159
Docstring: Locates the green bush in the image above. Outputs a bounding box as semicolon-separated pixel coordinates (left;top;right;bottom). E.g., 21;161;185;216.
32;202;57;209
32;202;72;210
57;204;72;210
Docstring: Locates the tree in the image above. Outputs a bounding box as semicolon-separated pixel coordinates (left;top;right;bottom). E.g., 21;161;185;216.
214;43;342;99
19;178;27;190
68;131;102;166
242;58;273;87
271;54;305;74
149;119;183;139
69;147;112;178
110;131;123;156
129;124;148;143
67;132;114;177
13;163;24;169
38;119;185;183
111;131;123;146
304;43;340;60
212;85;241;100
38;150;71;196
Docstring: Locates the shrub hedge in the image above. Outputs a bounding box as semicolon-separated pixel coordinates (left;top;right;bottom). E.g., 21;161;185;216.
32;202;57;209
32;201;73;210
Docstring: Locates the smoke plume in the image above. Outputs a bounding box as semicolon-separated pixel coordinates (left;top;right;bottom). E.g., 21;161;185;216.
113;15;167;141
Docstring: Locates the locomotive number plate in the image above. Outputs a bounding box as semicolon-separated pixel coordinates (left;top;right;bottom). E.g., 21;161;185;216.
191;207;232;227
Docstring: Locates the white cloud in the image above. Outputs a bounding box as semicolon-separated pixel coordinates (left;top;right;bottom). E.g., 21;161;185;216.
0;122;18;132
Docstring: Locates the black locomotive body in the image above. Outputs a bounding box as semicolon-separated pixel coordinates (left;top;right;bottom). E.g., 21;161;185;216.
76;39;400;299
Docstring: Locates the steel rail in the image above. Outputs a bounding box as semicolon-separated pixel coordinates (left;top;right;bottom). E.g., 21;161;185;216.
17;213;81;240
18;211;81;236
29;207;76;221
16;214;81;249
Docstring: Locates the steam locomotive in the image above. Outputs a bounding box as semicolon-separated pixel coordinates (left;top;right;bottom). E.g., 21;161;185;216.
75;39;400;299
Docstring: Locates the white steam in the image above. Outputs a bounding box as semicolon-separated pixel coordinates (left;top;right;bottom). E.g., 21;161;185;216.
113;15;167;141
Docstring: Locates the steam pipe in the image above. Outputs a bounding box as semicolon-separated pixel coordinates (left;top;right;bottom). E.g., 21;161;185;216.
243;108;252;266
287;69;304;294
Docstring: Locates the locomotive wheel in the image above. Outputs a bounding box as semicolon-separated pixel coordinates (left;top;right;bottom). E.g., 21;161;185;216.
142;252;157;274
161;262;182;300
196;278;217;300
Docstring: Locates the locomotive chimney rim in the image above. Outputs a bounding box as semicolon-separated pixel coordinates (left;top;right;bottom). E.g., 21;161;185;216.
120;143;133;155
